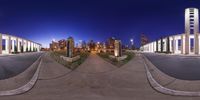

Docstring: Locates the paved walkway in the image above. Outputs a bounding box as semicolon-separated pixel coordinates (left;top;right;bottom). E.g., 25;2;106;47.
1;53;200;100
38;53;71;80
75;53;117;73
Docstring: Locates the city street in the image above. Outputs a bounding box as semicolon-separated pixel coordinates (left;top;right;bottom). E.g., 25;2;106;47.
0;52;44;80
144;53;200;80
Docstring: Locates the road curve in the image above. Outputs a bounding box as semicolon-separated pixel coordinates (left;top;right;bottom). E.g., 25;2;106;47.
0;52;44;80
144;53;200;80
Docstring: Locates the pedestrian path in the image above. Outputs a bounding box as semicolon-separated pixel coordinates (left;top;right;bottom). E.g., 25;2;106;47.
38;53;71;80
0;53;199;100
75;53;117;74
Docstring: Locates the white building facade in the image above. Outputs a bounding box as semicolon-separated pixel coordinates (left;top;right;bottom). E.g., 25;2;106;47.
141;8;200;55
0;33;41;55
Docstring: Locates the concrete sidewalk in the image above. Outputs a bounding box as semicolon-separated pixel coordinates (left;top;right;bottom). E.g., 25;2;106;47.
1;54;200;100
0;52;44;80
38;53;71;80
143;54;200;96
75;53;117;73
0;55;40;91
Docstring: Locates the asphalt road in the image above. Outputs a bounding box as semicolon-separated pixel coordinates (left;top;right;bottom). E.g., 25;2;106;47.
144;53;200;80
0;52;43;80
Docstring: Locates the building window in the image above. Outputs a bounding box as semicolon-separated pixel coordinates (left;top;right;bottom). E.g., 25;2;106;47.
2;39;6;50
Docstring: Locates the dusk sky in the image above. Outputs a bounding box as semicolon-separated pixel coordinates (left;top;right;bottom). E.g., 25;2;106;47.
0;0;200;48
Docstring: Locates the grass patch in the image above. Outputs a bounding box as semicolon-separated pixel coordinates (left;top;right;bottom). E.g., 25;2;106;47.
98;51;135;67
50;50;89;70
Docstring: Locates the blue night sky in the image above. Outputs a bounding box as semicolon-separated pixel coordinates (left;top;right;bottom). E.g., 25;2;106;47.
0;0;200;48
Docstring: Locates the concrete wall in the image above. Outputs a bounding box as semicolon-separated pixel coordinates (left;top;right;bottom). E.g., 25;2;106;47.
0;33;41;54
140;34;200;55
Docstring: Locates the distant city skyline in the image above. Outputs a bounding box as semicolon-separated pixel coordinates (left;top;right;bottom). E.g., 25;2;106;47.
0;0;200;48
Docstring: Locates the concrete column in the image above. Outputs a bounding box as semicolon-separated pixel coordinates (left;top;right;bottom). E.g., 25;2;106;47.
153;42;154;52
8;36;11;53
0;33;2;54
19;40;21;52
185;33;189;54
195;32;199;54
24;40;26;52
66;37;74;58
175;39;179;53
181;35;184;54
30;42;32;51
158;40;161;52
28;41;30;51
114;40;122;57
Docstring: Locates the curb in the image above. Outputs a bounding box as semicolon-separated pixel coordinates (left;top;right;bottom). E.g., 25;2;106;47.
142;54;200;96
0;53;44;96
38;52;73;81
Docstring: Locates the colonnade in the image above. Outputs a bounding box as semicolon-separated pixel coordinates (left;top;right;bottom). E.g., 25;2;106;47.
0;33;41;54
141;33;200;54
